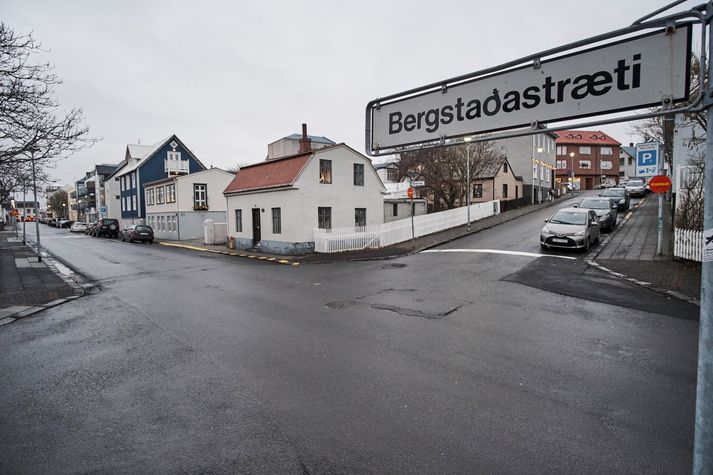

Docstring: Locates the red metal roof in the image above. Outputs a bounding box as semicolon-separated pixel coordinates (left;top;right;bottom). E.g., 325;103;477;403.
555;130;621;146
223;152;312;194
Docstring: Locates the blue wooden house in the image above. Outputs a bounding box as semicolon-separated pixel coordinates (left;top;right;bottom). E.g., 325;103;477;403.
109;135;206;223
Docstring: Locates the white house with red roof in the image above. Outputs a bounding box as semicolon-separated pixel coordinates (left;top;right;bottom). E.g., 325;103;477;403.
223;133;385;255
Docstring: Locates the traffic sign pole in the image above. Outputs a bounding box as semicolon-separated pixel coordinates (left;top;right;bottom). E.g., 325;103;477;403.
694;5;713;472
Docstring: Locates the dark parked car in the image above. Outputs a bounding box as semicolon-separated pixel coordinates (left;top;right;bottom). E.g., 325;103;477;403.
120;224;154;244
47;218;58;227
57;219;74;229
540;207;601;252
574;198;618;232
599;187;630;211
94;218;120;238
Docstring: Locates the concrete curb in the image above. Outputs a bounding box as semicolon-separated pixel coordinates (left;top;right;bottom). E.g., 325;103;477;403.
157;242;300;266
0;237;89;326
585;197;700;306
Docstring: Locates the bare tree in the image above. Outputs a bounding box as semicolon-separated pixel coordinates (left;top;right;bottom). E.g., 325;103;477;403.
46;188;68;218
0;22;95;171
400;140;504;211
675;151;705;231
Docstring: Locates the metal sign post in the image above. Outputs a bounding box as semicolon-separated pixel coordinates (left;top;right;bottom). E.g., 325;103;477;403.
694;4;713;471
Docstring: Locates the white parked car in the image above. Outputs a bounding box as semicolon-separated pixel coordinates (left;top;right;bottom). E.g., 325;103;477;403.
540;207;601;252
70;222;88;233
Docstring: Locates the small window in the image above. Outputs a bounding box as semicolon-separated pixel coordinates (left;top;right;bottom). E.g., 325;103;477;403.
556;160;567;169
318;207;331;229
146;188;154;206
132;195;136;211
130;174;135;188
600;147;613;155
579;160;592;169
355;208;366;227
503;162;508;173
319;159;332;184
156;186;165;204
392;203;398;217
272;207;281;234
166;184;176;203
194;184;207;209
387;169;398;181
235;209;243;232
502;184;508;198
353;163;364;186
556;145;567;156
474;183;483;198
579;146;591;155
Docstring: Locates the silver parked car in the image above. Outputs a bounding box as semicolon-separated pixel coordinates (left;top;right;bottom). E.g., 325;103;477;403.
540;207;601;252
624;177;647;197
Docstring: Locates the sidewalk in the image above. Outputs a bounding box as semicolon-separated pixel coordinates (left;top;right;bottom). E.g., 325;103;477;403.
160;197;568;264
0;230;83;325
589;195;701;304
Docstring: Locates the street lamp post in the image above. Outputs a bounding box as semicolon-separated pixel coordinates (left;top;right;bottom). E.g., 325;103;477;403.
464;137;473;230
30;148;42;262
569;152;576;195
22;179;26;245
61;203;66;219
537;147;544;204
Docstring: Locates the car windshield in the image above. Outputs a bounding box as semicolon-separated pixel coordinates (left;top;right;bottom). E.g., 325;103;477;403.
601;189;625;197
135;225;151;231
549;211;587;225
579;199;611;209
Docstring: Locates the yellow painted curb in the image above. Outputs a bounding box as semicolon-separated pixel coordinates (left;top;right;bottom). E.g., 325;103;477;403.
158;242;299;266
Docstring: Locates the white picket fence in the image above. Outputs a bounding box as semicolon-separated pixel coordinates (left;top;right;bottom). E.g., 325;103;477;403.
674;228;703;262
314;200;500;253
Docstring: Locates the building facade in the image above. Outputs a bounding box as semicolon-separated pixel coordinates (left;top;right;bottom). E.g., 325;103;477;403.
144;168;234;240
619;145;637;181
107;135;205;227
224;143;386;255
498;130;557;204
554;130;621;191
472;157;525;205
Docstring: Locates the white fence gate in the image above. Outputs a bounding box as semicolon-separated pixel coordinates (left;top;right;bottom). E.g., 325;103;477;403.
314;200;500;253
674;228;703;262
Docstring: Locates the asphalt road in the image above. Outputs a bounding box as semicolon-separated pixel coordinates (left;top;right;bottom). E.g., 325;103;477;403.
1;204;698;474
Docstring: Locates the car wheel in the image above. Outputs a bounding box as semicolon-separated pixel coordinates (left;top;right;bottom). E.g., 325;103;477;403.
583;238;590;252
148;240;154;244
540;243;547;250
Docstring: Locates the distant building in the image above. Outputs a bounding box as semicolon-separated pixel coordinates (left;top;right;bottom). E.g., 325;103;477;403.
106;135;206;227
266;124;336;160
619;145;637;180
471;156;525;206
554;130;621;190
498;129;557;204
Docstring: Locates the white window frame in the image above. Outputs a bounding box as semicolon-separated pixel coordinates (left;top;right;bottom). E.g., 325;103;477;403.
556;145;567;156
166;184;176;203
600;147;613;155
193;184;207;208
132;195;136;211
156;186;165;204
556;160;567;169
579;160;592;169
579;146;592;155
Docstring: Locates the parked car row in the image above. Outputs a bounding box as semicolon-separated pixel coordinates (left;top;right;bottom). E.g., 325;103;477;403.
44;217;154;244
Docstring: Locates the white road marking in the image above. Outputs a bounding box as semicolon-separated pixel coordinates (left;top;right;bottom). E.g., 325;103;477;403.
421;249;577;260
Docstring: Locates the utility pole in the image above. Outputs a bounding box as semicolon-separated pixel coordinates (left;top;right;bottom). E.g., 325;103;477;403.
693;4;713;472
30;148;42;262
22;180;26;245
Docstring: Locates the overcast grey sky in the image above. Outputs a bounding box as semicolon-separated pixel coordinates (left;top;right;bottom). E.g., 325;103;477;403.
3;0;695;185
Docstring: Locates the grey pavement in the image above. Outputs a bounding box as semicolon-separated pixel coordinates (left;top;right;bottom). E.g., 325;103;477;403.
0;230;82;323
590;195;702;303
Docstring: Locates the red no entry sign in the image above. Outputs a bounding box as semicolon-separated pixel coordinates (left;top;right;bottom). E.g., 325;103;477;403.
648;175;672;194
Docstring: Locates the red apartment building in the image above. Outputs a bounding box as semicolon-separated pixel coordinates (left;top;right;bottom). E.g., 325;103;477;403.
554;130;621;191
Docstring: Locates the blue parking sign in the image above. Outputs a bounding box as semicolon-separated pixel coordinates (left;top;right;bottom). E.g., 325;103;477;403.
636;142;659;177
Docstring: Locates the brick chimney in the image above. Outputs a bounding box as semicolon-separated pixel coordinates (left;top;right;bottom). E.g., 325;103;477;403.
298;123;312;153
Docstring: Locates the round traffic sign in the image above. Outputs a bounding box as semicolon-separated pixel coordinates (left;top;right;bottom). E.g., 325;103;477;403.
407;187;414;199
648;175;671;194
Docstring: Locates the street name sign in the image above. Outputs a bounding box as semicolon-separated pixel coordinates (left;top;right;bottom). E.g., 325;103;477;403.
367;26;691;154
636;142;660;177
648;174;671;194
